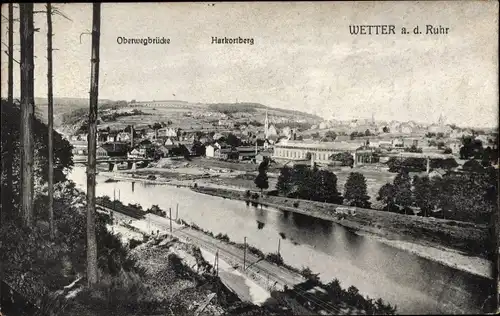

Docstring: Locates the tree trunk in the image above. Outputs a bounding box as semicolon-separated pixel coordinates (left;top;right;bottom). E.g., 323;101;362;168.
19;3;35;228
47;3;55;239
2;3;14;221
86;2;101;287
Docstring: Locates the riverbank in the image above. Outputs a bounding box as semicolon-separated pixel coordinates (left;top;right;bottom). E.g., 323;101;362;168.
97;170;492;280
191;186;491;279
105;207;397;315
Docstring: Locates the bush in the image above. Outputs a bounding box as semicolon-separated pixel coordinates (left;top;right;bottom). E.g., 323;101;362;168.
293;201;299;208
215;233;230;242
300;267;320;284
245;190;251;198
251;193;260;199
265;253;284;265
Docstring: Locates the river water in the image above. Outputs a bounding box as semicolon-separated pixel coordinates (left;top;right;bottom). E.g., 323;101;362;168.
68;166;493;314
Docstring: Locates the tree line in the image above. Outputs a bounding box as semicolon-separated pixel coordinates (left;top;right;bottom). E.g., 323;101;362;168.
378;167;497;224
271;163;497;224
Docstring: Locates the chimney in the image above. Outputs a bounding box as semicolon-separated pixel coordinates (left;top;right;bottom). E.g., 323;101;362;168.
131;125;134;148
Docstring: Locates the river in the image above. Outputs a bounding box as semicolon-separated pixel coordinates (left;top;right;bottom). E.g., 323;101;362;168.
68;166;493;314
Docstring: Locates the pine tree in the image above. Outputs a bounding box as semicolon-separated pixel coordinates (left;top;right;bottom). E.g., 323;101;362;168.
47;3;55;239
377;183;396;212
254;170;269;193
86;3;101;287
19;3;35;227
344;172;371;208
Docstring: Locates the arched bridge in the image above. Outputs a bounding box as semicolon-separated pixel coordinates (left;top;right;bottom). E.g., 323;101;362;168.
73;156;154;171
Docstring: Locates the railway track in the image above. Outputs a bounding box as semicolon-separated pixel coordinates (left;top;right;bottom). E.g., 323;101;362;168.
102;204;345;315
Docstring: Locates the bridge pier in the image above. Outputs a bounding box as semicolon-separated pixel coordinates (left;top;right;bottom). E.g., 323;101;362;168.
127;162;133;170
113;163;118;172
132;162;137;171
108;163;114;172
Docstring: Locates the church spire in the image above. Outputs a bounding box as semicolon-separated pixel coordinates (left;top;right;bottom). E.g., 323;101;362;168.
438;113;445;126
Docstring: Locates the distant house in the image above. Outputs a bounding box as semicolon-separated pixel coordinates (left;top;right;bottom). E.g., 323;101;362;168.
236;146;258;161
158;127;177;138
392;138;405;148
117;132;131;142
205;144;216;158
100;142;129;158
72;145;88;156
213;141;228;149
78;133;88;141
155;145;176;158
128;148;147;158
96;146;108;158
164;138;175;146
255;152;272;164
186;142;205;157
139;139;153;147
215;147;239;160
107;133;118;143
213;133;224;141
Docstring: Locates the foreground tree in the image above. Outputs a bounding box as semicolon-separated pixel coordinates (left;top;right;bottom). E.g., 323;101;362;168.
377;183;396;212
393;171;413;214
2;3;15;218
254;159;269;194
412;176;433;217
47;3;55;239
344;172;371;208
86;3;101;287
312;169;343;204
19;3;36;227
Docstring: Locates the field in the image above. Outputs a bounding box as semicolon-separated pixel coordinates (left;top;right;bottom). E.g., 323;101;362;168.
43;98;323;135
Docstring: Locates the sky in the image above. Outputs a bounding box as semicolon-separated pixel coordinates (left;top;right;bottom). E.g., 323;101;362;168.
1;2;498;127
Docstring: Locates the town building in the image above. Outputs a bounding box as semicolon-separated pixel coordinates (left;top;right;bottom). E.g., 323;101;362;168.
158;127;177;138
117;132;131;142
128;148;147;159
272;139;369;165
215;147;239;160
100;142;129;158
205;144;216;158
236;146;258;161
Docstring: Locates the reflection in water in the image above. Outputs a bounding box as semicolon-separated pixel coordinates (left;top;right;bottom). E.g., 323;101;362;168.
257;221;265;230
131;182;135;192
67;167;493;314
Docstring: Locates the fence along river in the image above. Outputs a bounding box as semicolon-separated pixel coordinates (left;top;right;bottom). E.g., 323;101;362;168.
69;166;492;314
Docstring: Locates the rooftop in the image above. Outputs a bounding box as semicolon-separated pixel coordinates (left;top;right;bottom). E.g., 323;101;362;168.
275;140;365;151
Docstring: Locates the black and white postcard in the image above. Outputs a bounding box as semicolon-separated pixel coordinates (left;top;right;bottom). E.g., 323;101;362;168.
1;2;498;315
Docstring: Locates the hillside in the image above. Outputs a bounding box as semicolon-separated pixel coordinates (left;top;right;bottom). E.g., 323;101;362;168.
34;97;114;126
53;99;323;135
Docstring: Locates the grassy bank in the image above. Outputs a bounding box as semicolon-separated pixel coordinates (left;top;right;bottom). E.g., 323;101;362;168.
191;186;490;262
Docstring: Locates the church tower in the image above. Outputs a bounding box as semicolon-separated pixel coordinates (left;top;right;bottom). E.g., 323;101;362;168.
264;110;269;139
438;113;445;127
